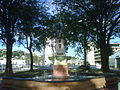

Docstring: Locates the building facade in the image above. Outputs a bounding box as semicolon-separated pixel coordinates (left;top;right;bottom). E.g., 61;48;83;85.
0;58;26;71
94;43;120;64
86;43;95;65
94;43;120;68
109;50;120;69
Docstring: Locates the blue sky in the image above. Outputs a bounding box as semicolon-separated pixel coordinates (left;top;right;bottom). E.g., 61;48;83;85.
110;37;120;43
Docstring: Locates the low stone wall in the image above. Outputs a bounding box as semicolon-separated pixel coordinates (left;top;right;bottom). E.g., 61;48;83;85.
1;76;110;90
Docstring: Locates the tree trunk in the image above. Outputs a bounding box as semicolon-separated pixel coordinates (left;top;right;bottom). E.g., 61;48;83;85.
5;35;13;75
100;36;110;73
52;46;55;64
84;47;87;67
29;49;33;71
83;30;87;67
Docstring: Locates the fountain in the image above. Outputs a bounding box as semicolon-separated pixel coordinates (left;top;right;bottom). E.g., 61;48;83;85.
1;22;118;90
52;40;69;77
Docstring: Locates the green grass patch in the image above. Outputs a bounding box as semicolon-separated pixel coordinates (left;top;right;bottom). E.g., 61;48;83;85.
9;69;53;78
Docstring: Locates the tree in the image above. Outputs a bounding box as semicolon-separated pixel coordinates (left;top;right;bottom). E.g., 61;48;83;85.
0;49;6;57
0;0;42;74
85;0;120;72
17;1;51;71
53;0;120;72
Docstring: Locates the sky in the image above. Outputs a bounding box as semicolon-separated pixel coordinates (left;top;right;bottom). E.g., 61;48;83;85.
0;42;77;57
110;37;120;43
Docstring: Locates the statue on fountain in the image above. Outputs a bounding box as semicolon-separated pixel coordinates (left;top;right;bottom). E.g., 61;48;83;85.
53;22;69;77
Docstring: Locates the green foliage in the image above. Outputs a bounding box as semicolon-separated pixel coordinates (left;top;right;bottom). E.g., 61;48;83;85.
55;56;66;61
24;53;30;61
15;0;51;71
53;0;120;72
48;56;54;61
17;0;50;51
48;55;78;62
0;50;6;57
12;50;25;59
11;70;44;78
48;55;66;61
66;56;72;60
0;0;50;74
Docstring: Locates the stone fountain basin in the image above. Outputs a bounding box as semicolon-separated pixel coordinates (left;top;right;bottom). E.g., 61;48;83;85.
1;76;117;90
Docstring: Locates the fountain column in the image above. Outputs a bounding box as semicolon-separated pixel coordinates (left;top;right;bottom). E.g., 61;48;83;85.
52;22;69;77
53;39;69;76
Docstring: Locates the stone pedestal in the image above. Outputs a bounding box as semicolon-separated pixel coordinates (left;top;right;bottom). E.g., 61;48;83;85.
53;65;69;76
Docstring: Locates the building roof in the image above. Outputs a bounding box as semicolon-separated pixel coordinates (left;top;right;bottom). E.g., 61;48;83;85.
109;50;120;59
110;43;120;45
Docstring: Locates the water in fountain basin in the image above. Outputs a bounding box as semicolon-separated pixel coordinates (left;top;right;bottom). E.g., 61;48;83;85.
30;75;101;82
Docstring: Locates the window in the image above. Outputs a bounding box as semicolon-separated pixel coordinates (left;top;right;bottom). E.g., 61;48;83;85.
59;44;61;48
57;53;63;55
58;39;61;43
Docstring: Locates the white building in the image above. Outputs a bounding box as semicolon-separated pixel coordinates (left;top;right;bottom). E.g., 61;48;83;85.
0;58;27;71
86;43;95;65
67;59;84;66
12;59;26;67
94;43;120;65
87;43;120;68
0;58;6;65
0;58;26;67
109;50;120;69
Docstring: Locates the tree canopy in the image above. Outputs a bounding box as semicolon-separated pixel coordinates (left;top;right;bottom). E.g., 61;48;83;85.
53;0;120;72
0;0;50;74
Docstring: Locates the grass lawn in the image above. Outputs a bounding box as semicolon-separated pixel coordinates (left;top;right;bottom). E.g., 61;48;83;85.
0;69;52;78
